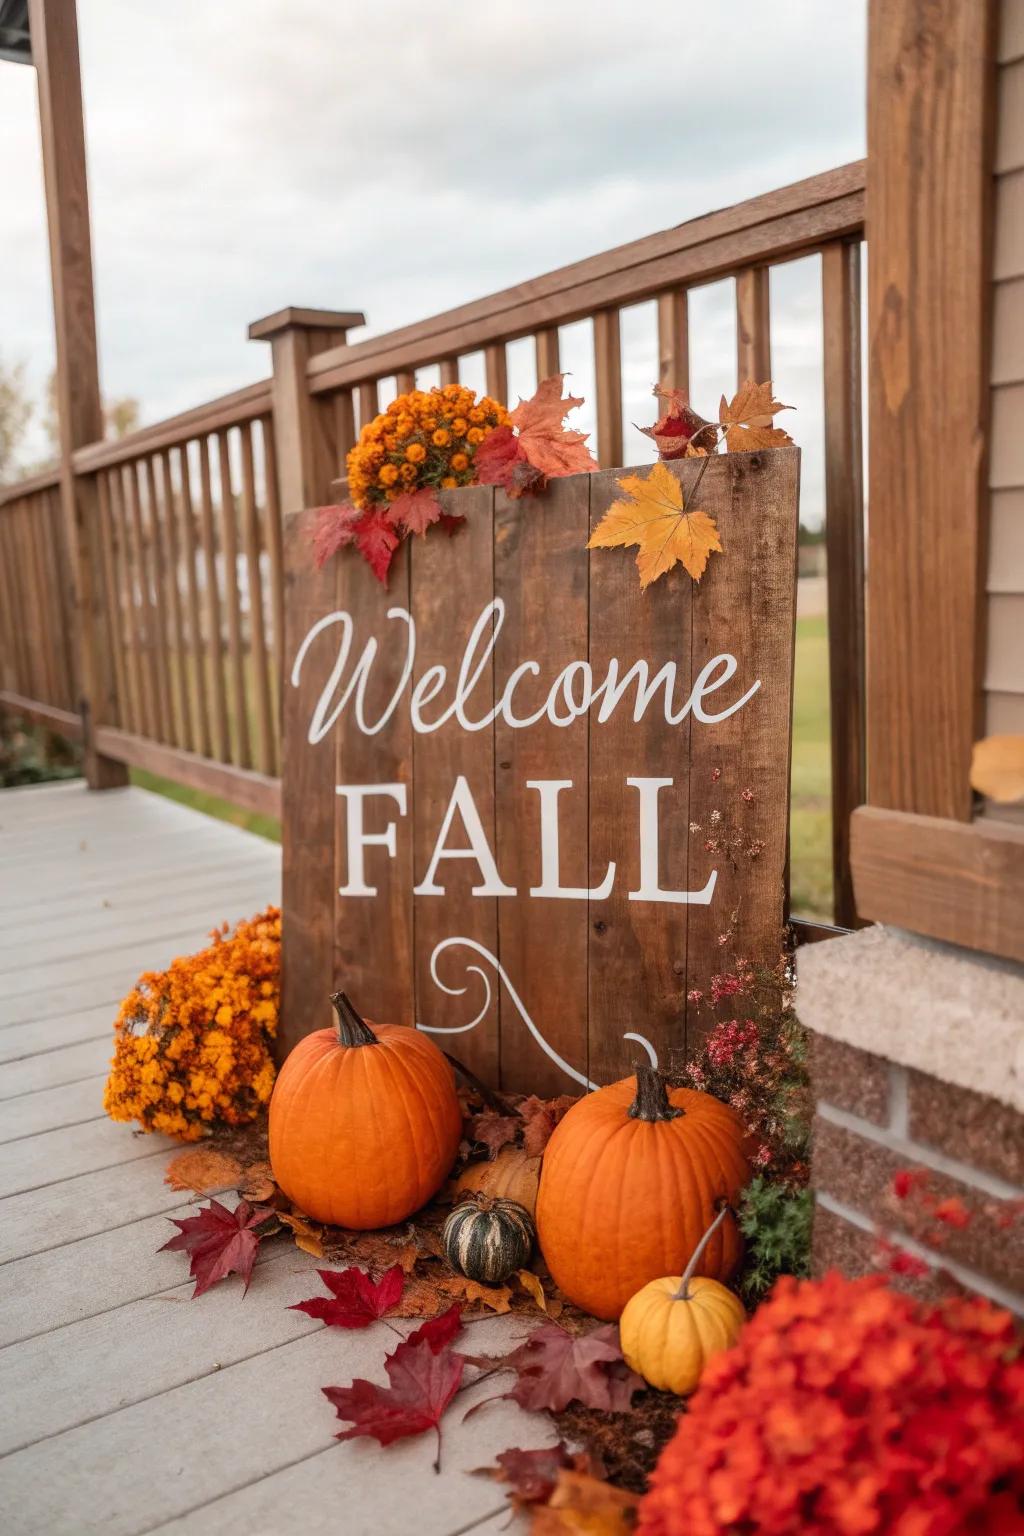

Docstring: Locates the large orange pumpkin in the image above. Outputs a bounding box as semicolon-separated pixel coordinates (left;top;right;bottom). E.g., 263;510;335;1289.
268;992;462;1228
535;1064;750;1320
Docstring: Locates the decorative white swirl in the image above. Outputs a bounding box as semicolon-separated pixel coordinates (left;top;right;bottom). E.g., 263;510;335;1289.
415;937;658;1092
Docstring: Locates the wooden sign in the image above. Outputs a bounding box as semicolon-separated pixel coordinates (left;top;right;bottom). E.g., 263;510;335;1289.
280;450;799;1093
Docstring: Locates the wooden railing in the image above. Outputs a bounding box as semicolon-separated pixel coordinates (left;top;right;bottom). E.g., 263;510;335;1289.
0;467;80;737
0;160;866;922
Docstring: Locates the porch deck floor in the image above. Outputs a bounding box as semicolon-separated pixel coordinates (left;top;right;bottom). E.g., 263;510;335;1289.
0;783;544;1536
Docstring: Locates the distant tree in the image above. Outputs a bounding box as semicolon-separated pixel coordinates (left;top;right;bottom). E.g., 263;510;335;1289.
42;371;140;453
0;356;34;487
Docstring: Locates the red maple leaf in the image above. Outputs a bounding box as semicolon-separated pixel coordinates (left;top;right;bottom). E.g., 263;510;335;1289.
289;1264;405;1328
158;1198;274;1298
308;503;364;568
323;1304;465;1470
466;1322;642;1414
384;488;444;538
354;507;401;584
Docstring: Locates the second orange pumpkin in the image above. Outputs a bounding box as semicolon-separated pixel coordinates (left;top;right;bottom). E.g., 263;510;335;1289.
536;1064;750;1320
268;992;462;1228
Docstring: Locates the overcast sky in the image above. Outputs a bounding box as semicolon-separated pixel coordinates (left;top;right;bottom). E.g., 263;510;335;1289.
2;0;866;520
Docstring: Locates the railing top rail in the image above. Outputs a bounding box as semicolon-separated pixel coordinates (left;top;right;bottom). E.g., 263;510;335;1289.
0;465;61;508
307;160;866;396
71;377;274;477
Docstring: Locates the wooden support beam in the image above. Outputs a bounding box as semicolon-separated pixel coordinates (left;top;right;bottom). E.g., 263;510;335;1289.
30;0;126;788
863;0;997;819
822;239;867;928
735;267;771;382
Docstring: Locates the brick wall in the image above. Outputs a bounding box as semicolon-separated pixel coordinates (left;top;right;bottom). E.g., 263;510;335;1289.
810;1034;1024;1313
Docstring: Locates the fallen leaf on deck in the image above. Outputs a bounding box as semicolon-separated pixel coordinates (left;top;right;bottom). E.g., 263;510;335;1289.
290;1264;405;1328
718;379;793;452
276;1209;325;1257
447;1275;513;1314
532;1469;639;1534
515;1269;551;1313
588;461;721;588
237;1159;276;1202
474;1444;577;1509
159;1198;274;1298
467;1322;643;1414
164;1147;243;1194
323;1305;465;1471
970;734;1024;802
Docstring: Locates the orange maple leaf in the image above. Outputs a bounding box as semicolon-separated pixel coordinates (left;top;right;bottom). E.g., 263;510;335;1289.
508;374;598;480
719;379;794;452
587;459;722;588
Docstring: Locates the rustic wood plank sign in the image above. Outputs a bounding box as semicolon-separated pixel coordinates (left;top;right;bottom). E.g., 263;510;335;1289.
280;450;799;1093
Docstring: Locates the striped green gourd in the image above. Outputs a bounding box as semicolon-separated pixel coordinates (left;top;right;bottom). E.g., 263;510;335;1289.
442;1193;535;1284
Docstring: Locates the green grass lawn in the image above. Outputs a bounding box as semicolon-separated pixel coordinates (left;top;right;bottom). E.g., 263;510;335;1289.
132;614;835;923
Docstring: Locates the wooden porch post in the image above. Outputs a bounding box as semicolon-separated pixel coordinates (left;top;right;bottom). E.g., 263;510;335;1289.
249;307;364;1061
29;0;126;787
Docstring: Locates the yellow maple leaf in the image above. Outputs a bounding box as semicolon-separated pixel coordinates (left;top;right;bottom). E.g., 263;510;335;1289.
587;459;722;588
719;378;794;452
970;735;1024;802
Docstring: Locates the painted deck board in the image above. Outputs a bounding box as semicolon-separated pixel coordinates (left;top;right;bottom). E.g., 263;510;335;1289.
0;784;537;1534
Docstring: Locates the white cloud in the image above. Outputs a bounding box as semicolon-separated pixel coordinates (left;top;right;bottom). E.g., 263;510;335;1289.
1;0;866;516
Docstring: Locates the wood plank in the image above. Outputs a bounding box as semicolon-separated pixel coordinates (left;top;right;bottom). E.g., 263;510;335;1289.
657;289;689;395
26;491;60;707
410;487;497;1079
158;449;195;749
325;525;414;1028
122;461;163;741
0;1119;175;1200
260;416;286;770
851;806;1024;961
46;485;79;710
0;1248;313;1457
0;1075;105;1144
0;1315;545;1536
0;1008;116;1069
196;435;231;762
439;358;460;386
107;465;144;735
683;450;800;1055
493;473;591;1093
0;1200;203;1347
177;443;212;757
216;429;252;767
866;0;997;818
357;381;379;431
0;1147;185;1263
593;309;623;468
239;422;275;773
0;922;264;1004
821;239;867;927
586;463;694;1082
735;266;771;381
307;163;866;394
96;470;130;731
141;455;177;743
395;369;415;395
278;513;339;1056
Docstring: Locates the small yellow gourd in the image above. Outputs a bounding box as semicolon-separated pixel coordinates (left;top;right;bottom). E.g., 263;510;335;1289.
619;1206;746;1395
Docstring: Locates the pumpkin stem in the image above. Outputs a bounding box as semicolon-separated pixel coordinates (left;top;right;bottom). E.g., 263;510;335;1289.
628;1062;683;1123
330;991;378;1048
673;1204;732;1301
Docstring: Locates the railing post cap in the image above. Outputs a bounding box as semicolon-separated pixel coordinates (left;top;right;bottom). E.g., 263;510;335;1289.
247;306;366;343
